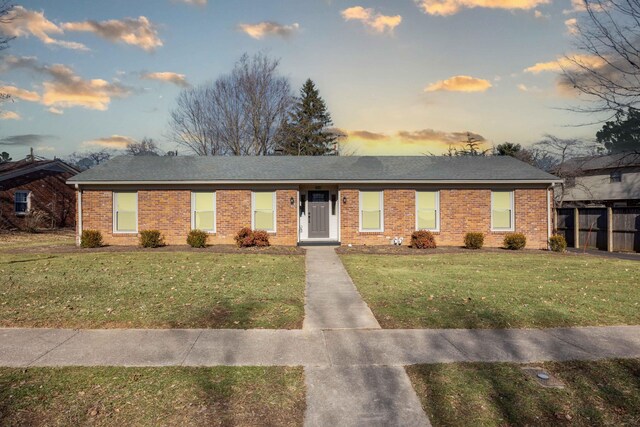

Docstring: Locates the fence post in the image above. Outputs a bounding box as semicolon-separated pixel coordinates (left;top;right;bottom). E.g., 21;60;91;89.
574;207;580;249
607;207;614;252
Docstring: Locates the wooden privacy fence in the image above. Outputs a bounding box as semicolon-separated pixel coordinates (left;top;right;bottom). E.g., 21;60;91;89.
555;207;640;253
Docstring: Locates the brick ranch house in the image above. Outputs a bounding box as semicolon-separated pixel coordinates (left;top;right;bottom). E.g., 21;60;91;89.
1;158;79;230
68;156;561;248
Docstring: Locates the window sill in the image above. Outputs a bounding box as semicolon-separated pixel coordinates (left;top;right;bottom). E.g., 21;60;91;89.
358;231;384;234
490;229;515;233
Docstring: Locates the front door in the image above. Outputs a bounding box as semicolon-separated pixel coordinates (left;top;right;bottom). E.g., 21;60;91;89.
308;191;330;238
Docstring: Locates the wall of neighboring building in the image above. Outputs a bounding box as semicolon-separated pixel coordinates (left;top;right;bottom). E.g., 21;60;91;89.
561;166;640;206
0;170;76;230
339;187;551;249
80;188;298;246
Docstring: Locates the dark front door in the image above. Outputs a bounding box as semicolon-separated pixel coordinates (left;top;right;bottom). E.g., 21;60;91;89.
308;191;330;238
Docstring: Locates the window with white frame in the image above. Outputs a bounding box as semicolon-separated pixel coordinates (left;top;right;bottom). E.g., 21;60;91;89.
360;191;383;232
192;192;216;232
491;191;514;231
416;191;439;231
252;191;275;232
14;190;30;215
113;192;137;233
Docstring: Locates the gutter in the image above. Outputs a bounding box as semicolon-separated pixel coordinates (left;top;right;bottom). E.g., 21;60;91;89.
76;184;82;247
67;179;563;185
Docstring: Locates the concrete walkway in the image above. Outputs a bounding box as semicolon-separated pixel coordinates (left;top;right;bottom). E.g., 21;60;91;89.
3;325;640;367
303;246;380;330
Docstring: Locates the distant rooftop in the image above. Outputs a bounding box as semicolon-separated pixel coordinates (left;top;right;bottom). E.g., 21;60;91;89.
561;152;640;172
68;155;560;184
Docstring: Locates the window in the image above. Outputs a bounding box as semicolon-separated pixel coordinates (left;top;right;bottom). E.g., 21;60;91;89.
113;192;137;233
491;191;514;231
192;192;216;232
360;191;383;232
610;170;622;183
252;191;275;232
14;190;30;215
416;191;439;231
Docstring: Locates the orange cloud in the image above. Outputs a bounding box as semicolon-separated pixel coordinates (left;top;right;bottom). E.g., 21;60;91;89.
0;84;41;102
415;0;550;16
238;22;300;39
524;54;606;73
141;71;190;87
0;111;20;120
82;135;136;149
63;16;162;51
348;130;387;140
0;6;87;50
425;75;492;92
341;6;402;34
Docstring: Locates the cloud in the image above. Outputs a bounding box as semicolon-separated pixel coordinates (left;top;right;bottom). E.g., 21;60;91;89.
425;75;492;92
414;0;550;16
237;21;300;39
0;111;20;120
565;18;578;35
348;130;387;140
534;10;549;19
47;107;64;115
0;6;88;50
524;54;606;73
36;145;56;152
517;83;541;92
173;0;207;5
82;135;136;149
398;129;486;144
141;71;190;87
341;6;402;34
0;84;41;102
63;16;162;51
2;55;132;111
0;134;54;146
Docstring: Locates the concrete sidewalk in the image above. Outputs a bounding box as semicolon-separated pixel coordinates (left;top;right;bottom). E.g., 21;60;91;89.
2;325;639;368
303;246;380;330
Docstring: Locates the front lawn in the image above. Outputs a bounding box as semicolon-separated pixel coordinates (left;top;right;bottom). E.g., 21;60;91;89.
407;359;640;426
341;253;639;329
0;252;305;329
0;366;304;426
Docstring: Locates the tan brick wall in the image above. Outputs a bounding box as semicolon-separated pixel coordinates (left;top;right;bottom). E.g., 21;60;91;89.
81;188;298;246
339;187;550;249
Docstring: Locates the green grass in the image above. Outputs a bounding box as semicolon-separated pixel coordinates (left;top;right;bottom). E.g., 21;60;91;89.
0;252;305;329
407;359;640;427
0;366;304;426
341;253;640;329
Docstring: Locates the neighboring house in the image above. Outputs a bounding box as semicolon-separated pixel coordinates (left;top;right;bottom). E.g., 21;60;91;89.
0;158;79;230
67;156;560;248
558;152;640;207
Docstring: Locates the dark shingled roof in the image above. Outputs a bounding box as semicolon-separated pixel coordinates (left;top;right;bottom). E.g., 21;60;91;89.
68;155;560;183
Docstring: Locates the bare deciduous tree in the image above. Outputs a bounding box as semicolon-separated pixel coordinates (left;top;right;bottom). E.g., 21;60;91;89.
67;149;115;170
126;137;161;156
562;0;640;115
168;53;293;156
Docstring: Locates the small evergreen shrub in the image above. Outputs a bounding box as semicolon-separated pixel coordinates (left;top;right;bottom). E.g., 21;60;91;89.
411;230;437;249
80;230;103;248
187;229;208;248
464;232;484;249
503;233;526;250
139;230;164;248
252;230;270;247
549;234;567;252
234;227;271;248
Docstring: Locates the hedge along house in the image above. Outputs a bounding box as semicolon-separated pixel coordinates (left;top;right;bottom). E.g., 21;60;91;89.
67;156;561;248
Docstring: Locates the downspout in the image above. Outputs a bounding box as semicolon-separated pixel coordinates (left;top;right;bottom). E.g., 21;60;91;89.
76;184;82;247
547;184;552;250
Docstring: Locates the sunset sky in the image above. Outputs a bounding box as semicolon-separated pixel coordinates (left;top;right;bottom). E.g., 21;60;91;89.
0;0;603;158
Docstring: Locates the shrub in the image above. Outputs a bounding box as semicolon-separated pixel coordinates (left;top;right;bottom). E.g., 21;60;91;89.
80;230;103;248
252;230;270;247
234;227;271;248
24;209;48;233
234;227;254;247
411;230;437;249
139;230;164;248
549;234;567;252
187;229;208;248
464;232;484;249
503;233;526;250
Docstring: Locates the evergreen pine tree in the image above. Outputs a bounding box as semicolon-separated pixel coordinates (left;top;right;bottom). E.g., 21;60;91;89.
279;79;338;155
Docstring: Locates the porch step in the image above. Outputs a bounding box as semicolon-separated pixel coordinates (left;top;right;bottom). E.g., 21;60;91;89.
298;241;341;247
